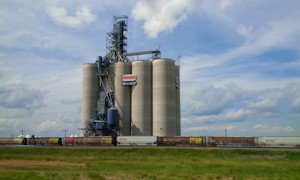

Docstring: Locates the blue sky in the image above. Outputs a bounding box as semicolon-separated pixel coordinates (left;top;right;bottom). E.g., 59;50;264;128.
0;0;299;137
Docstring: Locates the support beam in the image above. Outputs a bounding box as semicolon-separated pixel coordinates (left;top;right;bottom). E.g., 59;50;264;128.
123;50;161;57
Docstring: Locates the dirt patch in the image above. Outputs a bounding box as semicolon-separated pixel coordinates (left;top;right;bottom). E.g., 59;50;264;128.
240;155;287;160
85;156;94;160
0;159;84;167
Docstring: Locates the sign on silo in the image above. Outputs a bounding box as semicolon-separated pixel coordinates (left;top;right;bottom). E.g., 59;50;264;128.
123;82;137;85
122;74;137;81
122;74;137;86
176;76;180;88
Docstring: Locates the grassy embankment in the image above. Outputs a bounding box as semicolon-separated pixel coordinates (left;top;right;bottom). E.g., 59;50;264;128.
0;147;299;180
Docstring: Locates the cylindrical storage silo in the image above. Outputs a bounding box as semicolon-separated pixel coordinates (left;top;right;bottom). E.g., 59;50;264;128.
114;62;132;136
153;59;176;136
131;60;152;136
175;65;181;136
81;63;99;137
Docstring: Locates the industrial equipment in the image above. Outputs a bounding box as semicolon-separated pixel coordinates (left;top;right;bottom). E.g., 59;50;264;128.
80;15;164;137
80;15;180;137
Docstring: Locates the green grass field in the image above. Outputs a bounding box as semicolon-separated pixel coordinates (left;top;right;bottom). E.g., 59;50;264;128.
0;147;299;180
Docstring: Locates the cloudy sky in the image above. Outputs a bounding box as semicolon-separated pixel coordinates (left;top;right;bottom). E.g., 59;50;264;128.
1;0;299;137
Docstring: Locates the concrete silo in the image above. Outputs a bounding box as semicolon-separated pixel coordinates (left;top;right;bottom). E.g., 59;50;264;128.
81;63;99;137
131;60;152;136
114;62;132;136
152;59;176;136
175;65;181;136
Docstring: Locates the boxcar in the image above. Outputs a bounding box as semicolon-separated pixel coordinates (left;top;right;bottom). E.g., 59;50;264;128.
158;137;203;146
117;136;157;146
75;137;114;146
34;138;62;146
255;137;300;148
205;136;255;148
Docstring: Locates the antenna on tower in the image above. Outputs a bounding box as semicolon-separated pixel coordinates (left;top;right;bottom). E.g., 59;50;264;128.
225;129;228;136
176;55;181;66
20;129;24;137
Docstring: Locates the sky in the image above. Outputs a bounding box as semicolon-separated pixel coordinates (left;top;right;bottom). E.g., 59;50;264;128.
0;0;299;137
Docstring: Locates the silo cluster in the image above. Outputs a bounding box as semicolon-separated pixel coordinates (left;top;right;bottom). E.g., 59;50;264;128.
81;59;180;136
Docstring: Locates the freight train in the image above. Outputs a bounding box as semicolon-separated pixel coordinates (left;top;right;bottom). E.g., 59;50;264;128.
1;136;300;148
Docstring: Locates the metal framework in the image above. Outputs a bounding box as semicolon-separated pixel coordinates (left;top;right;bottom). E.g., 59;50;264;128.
106;15;128;63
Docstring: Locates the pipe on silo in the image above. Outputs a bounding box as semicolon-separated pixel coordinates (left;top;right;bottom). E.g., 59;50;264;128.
114;62;132;136
81;63;99;137
131;60;152;136
152;59;176;136
175;65;181;136
108;64;114;93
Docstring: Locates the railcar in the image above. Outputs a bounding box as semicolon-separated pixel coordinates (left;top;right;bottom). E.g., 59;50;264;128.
64;137;77;146
204;136;255;148
117;136;157;146
255;137;300;148
158;136;203;146
34;138;62;146
75;137;114;146
0;138;27;145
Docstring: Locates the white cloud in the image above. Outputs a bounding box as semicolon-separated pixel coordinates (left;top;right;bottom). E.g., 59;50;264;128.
47;6;96;28
237;24;253;40
0;107;32;119
0;62;9;78
253;124;268;130
184;124;238;132
37;120;58;132
0;58;82;137
186;83;248;115
132;0;201;38
248;94;284;114
47;76;60;84
0;67;47;113
0;4;101;58
219;0;236;10
210;17;300;66
181;1;300;72
0;118;23;136
58;113;80;123
290;98;300;113
285;59;300;70
253;124;294;133
183;82;300;124
0;84;46;111
189;109;252;124
60;98;81;105
0;31;29;48
228;16;300;59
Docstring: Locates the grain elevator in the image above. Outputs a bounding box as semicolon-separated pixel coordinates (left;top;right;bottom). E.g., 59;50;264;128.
80;16;180;137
